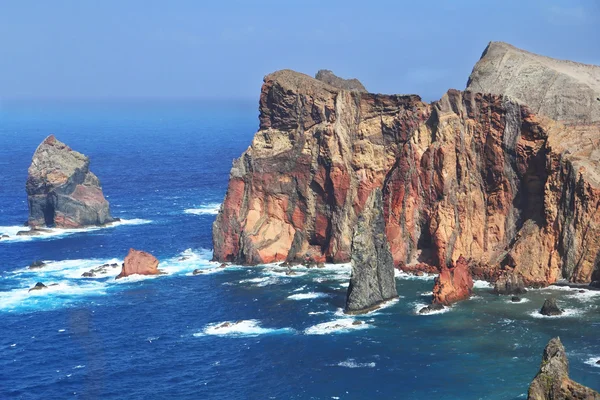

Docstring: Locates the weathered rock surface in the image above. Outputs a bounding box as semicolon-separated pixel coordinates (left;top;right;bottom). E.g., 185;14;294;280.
494;271;527;295
116;249;161;280
345;189;398;314
213;44;600;286
467;41;600;124
540;298;563;316
528;337;599;399
26;135;116;228
315;69;367;92
432;255;473;305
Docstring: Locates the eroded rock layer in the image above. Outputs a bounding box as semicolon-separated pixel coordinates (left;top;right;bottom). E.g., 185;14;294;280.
26;135;115;228
213;66;600;285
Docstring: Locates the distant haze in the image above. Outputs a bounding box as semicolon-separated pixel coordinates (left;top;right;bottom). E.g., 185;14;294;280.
0;0;598;101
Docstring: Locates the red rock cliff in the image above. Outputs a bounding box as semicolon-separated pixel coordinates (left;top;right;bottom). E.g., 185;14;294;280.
213;68;600;286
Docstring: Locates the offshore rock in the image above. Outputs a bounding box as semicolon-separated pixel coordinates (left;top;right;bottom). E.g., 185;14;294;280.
494;271;527;295
315;69;367;92
26;135;116;228
467;41;600;124
540;298;563;316
528;337;599;399
345;189;398;314
214;44;600;287
116;249;162;280
432;255;473;305
28;282;47;292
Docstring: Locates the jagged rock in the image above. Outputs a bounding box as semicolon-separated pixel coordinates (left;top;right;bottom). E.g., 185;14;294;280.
28;260;46;269
528;337;600;399
17;228;51;236
192;269;205;275
213;44;600;287
81;272;95;278
418;303;444;314
540;298;563;316
115;249;161;280
351;320;364;326
432;256;474;305
315;69;367;92
1;234;9;239
26;135;116;228
494;272;527;295
28;282;47;292
511;296;521;302
467;41;600;124
345;189;398;314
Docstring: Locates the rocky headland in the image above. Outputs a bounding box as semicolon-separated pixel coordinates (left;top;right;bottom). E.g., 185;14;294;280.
25;135;116;229
212;42;600;290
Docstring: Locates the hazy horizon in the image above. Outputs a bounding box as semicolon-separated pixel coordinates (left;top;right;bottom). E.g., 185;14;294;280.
1;0;599;102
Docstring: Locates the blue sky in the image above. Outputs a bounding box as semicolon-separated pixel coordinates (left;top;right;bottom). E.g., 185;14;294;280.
0;0;598;101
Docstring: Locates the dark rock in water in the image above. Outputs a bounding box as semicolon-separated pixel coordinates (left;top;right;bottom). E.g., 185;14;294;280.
315;69;367;92
494;272;527;295
29;260;46;269
590;281;600;289
579;290;586;293
81;272;95;278
596;360;600;365
352;320;364;326
0;234;9;239
540;298;563;316
418;303;445;314
527;337;600;399
17;228;51;237
345;189;398;315
285;269;296;276
511;296;521;302
26;135;116;228
192;269;204;275
28;282;47;292
219;263;227;269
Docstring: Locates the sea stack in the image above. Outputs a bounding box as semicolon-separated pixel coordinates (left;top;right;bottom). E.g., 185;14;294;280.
116;249;162;280
26;135;116;228
527;337;599;399
345;189;398;314
431;256;474;305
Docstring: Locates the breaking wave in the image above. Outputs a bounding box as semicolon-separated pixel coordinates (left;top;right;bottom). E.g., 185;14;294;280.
193;320;294;337
184;203;221;216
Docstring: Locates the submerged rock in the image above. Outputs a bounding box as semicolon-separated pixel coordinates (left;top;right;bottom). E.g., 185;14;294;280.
418;303;444;314
540;298;563;316
28;282;47;292
494;271;527;295
527;337;600;399
314;69;367;92
345;189;398;314
511;296;521;302
26;135;116;228
432;256;473;305
116;249;162;280
28;260;46;269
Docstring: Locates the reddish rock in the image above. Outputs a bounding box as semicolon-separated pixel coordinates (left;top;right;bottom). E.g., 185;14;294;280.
432;256;474;305
116;249;161;280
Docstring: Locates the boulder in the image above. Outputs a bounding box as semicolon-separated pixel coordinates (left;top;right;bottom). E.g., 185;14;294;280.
28;282;47;292
494;271;527;295
115;249;161;280
540;298;563;316
511;296;521;302
26;135;116;228
527;337;600;399
418;303;445;314
432;256;474;305
28;260;46;269
345;189;398;314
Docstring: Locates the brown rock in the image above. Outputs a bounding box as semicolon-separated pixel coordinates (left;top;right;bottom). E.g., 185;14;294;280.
432;256;473;305
115;249;161;280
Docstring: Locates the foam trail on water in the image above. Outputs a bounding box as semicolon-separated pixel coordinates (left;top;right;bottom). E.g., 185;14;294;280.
528;308;584;319
413;302;452;315
304;319;371;335
184;203;221;216
194;320;294;337
287;292;330;301
584;357;600;368
335;359;376;368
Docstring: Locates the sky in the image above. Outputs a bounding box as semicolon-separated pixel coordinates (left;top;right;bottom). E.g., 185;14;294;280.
0;0;598;101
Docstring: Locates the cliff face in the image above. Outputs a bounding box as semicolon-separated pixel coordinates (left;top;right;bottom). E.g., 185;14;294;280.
528;337;599;400
432;256;473;305
345;189;398;314
26;135;115;228
467;41;600;124
213;52;600;285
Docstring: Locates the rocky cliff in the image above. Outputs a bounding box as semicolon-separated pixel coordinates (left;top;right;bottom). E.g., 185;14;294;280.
467;41;600;124
26;135;115;228
315;70;367;92
345;189;398;314
528;337;599;400
213;46;600;286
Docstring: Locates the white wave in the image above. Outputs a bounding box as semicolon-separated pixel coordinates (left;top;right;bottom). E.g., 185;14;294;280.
528;308;584;319
420;291;433;297
584;357;600;368
335;359;376;368
338;282;349;288
308;311;330;315
238;276;286;287
304;318;371;335
473;280;493;289
413;302;452;316
287;292;330;300
293;285;307;292
263;268;307;278
184;203;221;216
506;297;530;304
194;320;293;337
564;289;600;302
162;248;221;275
394;269;436;280
0;218;151;243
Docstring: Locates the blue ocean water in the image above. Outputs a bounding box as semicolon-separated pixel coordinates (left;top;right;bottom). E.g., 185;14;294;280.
0;100;599;400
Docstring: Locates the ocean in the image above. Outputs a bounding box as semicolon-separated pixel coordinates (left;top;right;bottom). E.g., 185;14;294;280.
1;100;599;399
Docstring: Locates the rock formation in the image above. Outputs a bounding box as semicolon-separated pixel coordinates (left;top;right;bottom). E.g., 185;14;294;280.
431;255;473;305
540;298;563;316
467;41;600;124
315;69;367;92
26;135;116;228
28;282;47;292
494;271;527;295
345;189;398;314
528;337;599;399
213;44;600;286
116;249;162;280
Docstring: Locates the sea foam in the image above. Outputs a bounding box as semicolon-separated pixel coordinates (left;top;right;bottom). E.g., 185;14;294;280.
304;318;371;335
194;320;293;337
184;203;221;216
287;292;330;301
